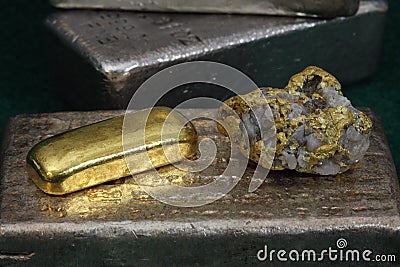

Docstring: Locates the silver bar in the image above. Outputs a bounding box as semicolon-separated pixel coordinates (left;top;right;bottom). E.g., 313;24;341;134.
45;0;387;110
0;108;399;265
50;0;360;18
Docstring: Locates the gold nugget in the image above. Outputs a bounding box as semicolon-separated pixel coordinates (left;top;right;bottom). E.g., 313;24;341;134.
27;107;198;195
218;66;373;175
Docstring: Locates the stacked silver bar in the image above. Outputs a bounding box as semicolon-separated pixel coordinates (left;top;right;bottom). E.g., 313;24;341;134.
50;0;360;18
0;109;399;265
46;0;387;109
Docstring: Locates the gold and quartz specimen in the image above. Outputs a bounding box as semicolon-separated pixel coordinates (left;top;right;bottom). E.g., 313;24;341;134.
218;66;373;175
26;107;198;195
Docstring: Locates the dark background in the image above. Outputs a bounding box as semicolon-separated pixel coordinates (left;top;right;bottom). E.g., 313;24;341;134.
0;1;399;177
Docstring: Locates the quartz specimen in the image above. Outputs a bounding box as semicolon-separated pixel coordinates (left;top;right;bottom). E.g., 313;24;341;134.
218;66;373;175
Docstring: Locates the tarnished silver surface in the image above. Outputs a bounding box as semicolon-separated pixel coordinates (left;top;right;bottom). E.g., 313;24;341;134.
0;108;399;265
46;0;387;110
50;0;360;18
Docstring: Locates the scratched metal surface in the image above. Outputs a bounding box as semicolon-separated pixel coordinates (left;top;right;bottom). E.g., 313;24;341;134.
0;108;399;265
0;108;398;221
46;0;387;109
50;0;360;18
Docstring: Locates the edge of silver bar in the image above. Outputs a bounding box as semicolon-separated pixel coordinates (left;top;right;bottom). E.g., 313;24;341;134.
50;0;360;18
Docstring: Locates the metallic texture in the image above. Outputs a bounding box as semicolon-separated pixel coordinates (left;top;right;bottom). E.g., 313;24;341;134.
50;0;360;18
0;108;399;265
218;66;373;175
26;107;198;195
45;0;387;110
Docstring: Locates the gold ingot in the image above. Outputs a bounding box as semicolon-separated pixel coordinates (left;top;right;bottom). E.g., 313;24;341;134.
26;107;198;195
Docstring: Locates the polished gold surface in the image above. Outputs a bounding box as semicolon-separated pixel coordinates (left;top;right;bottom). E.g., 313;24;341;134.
26;107;198;195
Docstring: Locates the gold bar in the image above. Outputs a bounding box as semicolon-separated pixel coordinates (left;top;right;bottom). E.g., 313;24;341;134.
26;107;198;195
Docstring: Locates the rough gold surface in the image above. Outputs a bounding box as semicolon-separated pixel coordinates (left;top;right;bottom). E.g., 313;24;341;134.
218;66;373;175
26;107;198;195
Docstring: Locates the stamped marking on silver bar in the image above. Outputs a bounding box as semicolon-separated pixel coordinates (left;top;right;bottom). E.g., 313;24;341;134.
45;1;387;109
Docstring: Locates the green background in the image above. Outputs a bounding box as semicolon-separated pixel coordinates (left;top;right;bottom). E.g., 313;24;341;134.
0;1;399;177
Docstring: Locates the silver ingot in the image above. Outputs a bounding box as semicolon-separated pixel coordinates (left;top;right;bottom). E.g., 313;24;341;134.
46;0;387;109
50;0;360;18
0;108;398;265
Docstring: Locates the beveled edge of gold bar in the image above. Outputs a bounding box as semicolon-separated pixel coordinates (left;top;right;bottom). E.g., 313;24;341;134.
26;107;198;195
